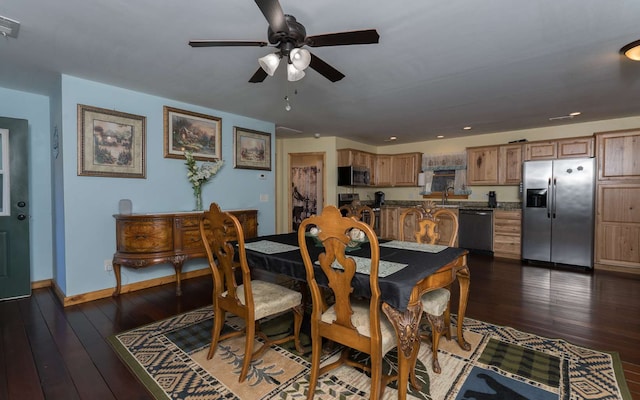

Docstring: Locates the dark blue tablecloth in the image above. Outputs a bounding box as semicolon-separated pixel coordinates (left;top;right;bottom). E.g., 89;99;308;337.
243;233;467;311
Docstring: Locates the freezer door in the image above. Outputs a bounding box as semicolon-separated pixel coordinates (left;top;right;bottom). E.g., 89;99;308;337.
522;160;553;262
551;158;595;267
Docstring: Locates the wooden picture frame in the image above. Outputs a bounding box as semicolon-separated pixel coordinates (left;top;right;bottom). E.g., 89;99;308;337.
163;106;221;161
233;127;271;170
77;104;146;178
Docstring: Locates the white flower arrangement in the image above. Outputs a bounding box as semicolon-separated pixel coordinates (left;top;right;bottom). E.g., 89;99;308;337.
185;151;223;209
185;151;223;189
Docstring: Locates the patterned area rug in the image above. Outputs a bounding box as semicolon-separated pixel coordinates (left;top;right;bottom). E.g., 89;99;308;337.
108;306;631;399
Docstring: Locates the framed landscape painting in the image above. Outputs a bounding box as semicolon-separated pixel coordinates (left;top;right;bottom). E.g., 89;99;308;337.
163;106;221;161
233;127;271;170
77;104;146;178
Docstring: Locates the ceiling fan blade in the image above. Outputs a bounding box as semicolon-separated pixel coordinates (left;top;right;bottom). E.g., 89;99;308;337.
254;0;288;34
306;29;380;47
249;68;269;83
189;40;268;47
309;53;345;82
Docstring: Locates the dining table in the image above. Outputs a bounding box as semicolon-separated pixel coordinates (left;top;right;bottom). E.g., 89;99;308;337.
241;232;471;398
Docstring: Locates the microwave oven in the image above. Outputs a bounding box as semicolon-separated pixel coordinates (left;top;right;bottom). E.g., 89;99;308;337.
338;166;370;186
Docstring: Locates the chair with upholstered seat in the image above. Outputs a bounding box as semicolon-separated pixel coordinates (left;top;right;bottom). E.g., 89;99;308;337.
398;205;459;373
200;202;304;383
298;205;399;400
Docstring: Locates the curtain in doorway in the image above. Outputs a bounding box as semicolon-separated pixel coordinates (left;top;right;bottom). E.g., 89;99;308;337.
291;166;318;231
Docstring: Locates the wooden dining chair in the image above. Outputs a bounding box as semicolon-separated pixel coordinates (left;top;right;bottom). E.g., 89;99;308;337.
339;200;376;229
200;202;304;383
298;205;399;400
398;206;459;373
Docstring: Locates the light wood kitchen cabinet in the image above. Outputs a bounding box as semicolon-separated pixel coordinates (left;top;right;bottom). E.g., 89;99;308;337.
380;206;400;239
498;144;523;185
557;137;594;158
596;129;640;180
467;146;499;185
524;136;594;160
594;128;640;272
493;210;522;259
391;153;422;186
524;141;557;160
337;148;373;169
112;209;258;295
374;155;394;186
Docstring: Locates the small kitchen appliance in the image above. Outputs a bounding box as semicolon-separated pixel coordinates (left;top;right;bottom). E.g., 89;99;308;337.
488;191;497;208
374;191;385;208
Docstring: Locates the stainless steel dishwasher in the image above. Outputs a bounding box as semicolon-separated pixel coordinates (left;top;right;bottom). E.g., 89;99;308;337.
458;209;493;254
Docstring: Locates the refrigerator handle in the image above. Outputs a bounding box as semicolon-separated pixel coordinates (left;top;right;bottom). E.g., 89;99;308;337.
547;177;551;218
552;177;557;218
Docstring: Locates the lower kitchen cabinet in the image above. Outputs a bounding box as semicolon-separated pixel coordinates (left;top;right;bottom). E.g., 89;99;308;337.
380;206;400;239
493;210;522;259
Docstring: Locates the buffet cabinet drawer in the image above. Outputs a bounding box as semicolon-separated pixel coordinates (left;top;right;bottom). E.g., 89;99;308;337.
116;218;173;253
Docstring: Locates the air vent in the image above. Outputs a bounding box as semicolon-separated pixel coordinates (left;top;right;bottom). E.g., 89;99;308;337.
0;15;20;39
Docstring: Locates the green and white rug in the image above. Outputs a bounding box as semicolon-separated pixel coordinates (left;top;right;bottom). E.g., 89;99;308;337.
109;306;631;399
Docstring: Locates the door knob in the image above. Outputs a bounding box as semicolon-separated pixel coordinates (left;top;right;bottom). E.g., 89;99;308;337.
17;214;26;220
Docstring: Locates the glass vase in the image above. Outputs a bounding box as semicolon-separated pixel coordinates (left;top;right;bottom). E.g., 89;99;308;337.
194;188;203;211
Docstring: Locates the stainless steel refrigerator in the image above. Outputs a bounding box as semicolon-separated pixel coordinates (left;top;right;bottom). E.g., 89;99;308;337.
522;158;595;268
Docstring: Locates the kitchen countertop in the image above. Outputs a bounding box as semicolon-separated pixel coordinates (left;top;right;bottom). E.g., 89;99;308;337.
367;200;522;211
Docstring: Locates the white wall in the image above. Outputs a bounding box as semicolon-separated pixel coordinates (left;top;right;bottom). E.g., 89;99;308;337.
0;87;53;283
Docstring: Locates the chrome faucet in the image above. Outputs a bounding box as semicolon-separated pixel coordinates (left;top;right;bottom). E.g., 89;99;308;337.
442;186;455;205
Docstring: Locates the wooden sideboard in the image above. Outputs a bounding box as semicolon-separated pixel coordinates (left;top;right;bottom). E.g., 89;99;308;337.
112;209;258;296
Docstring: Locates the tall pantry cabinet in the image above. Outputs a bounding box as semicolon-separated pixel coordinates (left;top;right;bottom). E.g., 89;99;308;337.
594;129;640;273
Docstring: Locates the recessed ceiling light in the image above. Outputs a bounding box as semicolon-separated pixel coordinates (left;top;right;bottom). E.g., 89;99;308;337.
389;136;397;141
569;111;581;116
437;135;444;139
463;126;472;130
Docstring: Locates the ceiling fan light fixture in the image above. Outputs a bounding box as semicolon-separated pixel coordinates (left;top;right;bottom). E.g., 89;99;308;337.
287;63;305;81
290;48;311;70
620;40;640;61
258;53;281;76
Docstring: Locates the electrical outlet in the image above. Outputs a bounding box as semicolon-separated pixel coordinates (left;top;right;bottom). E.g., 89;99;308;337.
104;259;113;271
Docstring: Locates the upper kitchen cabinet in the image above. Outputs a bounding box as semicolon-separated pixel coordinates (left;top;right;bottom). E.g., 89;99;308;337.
596;129;640;181
557;137;594;158
392;153;422;186
524;136;594;160
466;146;499;185
337;149;373;170
374;155;394;186
498;144;523;185
524;141;557;160
337;149;420;187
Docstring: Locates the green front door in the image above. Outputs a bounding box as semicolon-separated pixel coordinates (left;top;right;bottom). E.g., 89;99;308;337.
0;117;30;300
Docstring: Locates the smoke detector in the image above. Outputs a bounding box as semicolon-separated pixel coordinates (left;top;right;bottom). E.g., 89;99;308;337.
0;16;20;39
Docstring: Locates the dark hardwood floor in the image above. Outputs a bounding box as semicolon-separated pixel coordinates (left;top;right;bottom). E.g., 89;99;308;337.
1;255;639;399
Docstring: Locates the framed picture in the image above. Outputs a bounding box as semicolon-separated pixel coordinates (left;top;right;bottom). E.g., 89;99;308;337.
233;127;271;170
163;106;221;161
77;104;146;178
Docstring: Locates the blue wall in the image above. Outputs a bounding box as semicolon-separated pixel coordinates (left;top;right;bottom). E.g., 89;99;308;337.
2;75;276;297
0;86;53;283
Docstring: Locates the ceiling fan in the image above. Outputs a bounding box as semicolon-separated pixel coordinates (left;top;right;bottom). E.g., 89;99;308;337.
189;0;380;83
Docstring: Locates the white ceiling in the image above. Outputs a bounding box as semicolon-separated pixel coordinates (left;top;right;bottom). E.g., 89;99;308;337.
1;0;640;144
